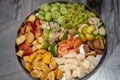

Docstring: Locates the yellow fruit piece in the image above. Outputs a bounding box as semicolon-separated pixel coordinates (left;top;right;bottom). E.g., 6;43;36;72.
79;33;87;42
16;50;24;57
42;63;50;72
78;24;88;33
25;25;31;33
25;41;32;46
31;69;42;78
32;44;42;52
48;71;55;80
85;33;95;41
37;36;44;44
42;52;52;64
33;61;43;70
23;56;29;62
37;49;47;54
40;72;48;80
55;68;63;79
32;45;38;52
49;58;57;70
24;62;32;72
86;26;95;34
28;14;36;22
25;32;34;44
34;53;43;62
28;52;38;63
35;44;42;49
16;35;26;45
32;40;39;46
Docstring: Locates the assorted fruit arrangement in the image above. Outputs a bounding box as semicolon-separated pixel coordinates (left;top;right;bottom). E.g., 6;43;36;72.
16;2;106;80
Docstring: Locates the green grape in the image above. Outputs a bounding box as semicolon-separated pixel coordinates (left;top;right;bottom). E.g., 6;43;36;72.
50;3;60;12
60;4;66;8
66;3;72;8
40;3;51;12
37;14;45;20
55;2;60;7
45;12;52;22
52;11;61;20
39;10;45;16
57;16;66;25
60;7;67;15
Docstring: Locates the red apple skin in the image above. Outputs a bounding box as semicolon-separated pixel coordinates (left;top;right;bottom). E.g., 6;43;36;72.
26;21;37;31
19;43;32;56
35;18;41;26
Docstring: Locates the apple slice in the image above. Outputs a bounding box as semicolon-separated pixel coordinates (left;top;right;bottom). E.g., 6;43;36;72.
34;29;42;38
18;26;25;35
25;25;32;33
16;35;26;45
37;36;44;44
19;43;32;56
25;32;34;44
16;50;25;57
34;18;41;26
27;21;37;31
28;14;36;22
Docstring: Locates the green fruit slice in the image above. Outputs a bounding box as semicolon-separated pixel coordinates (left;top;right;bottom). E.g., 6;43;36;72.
59;33;67;40
41;41;49;49
85;33;95;41
79;33;87;42
49;43;58;57
45;12;52;22
43;29;50;39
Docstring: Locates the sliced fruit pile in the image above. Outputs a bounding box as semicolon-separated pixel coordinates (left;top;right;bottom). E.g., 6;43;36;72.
16;2;106;80
24;49;62;80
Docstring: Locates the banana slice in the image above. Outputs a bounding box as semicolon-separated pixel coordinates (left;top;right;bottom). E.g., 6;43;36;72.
32;61;43;70
42;63;50;72
49;57;57;70
31;69;42;78
47;71;55;80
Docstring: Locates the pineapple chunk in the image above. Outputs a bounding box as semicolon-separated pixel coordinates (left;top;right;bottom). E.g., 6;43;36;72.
16;50;24;57
28;14;36;22
16;35;26;45
24;62;32;72
42;52;52;64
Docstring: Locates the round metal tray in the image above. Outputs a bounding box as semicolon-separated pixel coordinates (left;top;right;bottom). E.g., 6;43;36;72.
15;1;108;80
